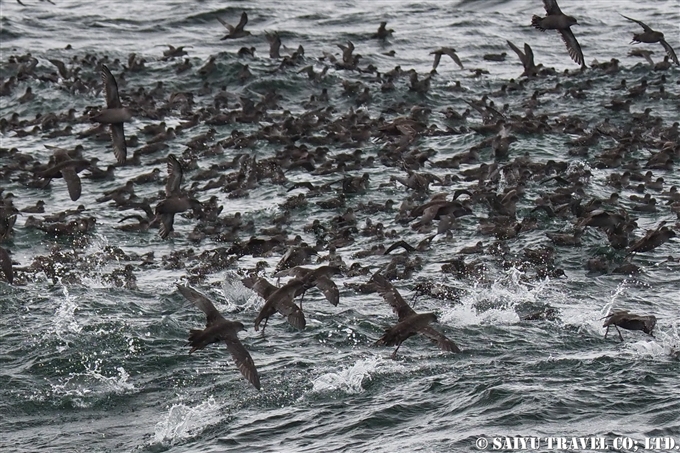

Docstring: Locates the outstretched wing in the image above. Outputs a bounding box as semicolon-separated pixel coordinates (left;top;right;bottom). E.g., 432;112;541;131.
371;273;417;321
620;14;654;33
177;285;224;325
558;28;585;66
235;11;248;32
101;65;122;108
419;325;461;352
217;16;235;33
166;154;183;196
110;123;127;165
223;334;261;390
543;0;562;15
660;39;679;65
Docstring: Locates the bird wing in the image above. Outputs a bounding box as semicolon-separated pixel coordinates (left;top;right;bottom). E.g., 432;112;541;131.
432;52;442;69
660;40;679;65
506;40;528;68
443;48;464;69
620;14;654;33
235;11;248;32
158;213;175;239
61;165;82;201
100;65;122;108
223;333;261;390
314;275;339;306
543;0;562;15
524;43;535;67
110;123;127;165
558;28;585;66
384;240;415;255
217;16;235;33
177;285;224;325
247;277;278;300
419;325;461;352
267;283;306;329
370;273;417;320
166;154;183;196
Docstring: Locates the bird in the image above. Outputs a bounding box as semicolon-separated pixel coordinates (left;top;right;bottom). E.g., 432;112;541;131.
372;22;394;40
154;155;203;239
507;40;541;77
251;278;306;333
177;285;260;390
273;265;342;308
371;273;460;358
620;14;679;66
90;65;131;164
531;0;585;68
38;146;90;201
602;310;656;342
430;48;464;70
217;12;251;40
0;246;13;284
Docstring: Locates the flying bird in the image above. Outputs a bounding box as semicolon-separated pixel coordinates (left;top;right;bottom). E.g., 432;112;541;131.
154;155;203;239
177;285;260;390
371;273;460;358
91;65;131;164
217;12;251;40
531;0;585;68
430;47;464;70
603;310;656;342
620;14;679;66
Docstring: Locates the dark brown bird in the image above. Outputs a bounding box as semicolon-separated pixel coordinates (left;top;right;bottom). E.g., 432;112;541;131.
91;65;130;164
0;246;12;284
603;310;656;342
531;0;585;67
38;146;90;201
154;155;203;239
371;273;460;357
627;223;676;255
217;12;251;40
252;279;306;333
177;285;260;390
507;40;541;77
274;265;342;307
372;21;394;40
621;15;679;65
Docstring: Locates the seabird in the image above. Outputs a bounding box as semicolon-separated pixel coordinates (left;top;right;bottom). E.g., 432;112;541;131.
217;12;251;40
371;273;460;357
531;0;585;68
91;65;131;164
620;14;679;66
603;310;656;342
177;285;260;390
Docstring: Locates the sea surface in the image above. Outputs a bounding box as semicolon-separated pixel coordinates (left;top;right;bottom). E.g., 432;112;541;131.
1;0;679;452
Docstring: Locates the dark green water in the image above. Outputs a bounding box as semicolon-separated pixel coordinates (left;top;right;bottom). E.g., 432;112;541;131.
1;0;679;452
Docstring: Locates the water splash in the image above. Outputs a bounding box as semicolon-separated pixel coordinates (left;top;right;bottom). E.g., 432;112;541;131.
311;356;396;394
153;396;221;445
51;285;82;349
48;359;135;406
440;268;556;326
222;271;264;312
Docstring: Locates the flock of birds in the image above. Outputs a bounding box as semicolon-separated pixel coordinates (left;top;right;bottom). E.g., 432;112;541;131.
1;0;679;390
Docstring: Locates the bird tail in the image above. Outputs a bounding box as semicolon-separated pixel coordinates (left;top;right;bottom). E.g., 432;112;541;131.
531;15;545;31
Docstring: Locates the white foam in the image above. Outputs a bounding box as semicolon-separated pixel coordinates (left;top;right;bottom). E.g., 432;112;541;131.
48;360;135;405
153;396;221;445
311;356;401;394
440;268;555;326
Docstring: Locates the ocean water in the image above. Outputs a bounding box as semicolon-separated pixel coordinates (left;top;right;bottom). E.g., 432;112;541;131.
1;0;679;452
